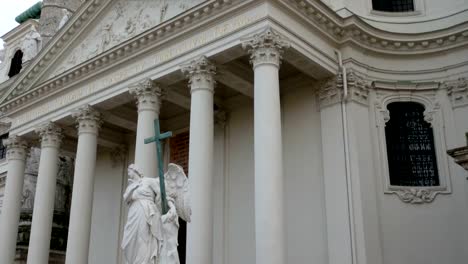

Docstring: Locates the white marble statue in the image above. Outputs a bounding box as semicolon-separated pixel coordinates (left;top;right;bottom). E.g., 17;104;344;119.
122;163;191;264
21;30;42;62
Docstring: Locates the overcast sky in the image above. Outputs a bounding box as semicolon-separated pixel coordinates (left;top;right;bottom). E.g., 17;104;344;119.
0;0;40;47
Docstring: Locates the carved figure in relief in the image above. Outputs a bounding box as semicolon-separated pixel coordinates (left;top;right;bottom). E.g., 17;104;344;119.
122;163;191;264
58;9;73;30
21;29;42;62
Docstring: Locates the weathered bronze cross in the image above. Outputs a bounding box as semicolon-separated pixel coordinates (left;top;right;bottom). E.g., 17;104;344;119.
144;119;173;214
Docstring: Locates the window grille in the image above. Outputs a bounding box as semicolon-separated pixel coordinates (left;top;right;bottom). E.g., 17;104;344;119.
385;102;439;187
372;0;415;12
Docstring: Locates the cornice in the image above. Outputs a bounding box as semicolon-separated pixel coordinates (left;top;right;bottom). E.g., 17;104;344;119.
279;0;468;55
0;0;248;114
1;0;467;114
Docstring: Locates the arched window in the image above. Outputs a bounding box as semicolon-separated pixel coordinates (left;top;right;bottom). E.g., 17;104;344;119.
8;50;23;78
385;102;439;187
372;0;415;12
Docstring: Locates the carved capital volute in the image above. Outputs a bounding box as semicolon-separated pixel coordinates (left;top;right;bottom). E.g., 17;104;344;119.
318;76;342;109
181;56;216;94
318;70;370;109
35;122;63;149
3;135;29;161
72;105;102;135
444;78;468;108
242;28;290;69
129;79;163;113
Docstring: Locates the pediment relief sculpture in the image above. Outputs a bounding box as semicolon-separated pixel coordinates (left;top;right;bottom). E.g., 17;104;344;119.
50;0;204;78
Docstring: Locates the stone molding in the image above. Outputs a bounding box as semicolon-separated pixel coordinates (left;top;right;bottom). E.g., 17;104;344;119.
3;135;29;161
444;78;468;108
372;89;452;204
71;105;102;135
181;56;216;94
241;28;290;68
35;122;63;149
1;0;467;113
318;70;370;108
279;0;468;55
129;78;163;113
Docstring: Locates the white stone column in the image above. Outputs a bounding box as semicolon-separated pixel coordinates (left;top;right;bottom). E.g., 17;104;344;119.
181;56;216;264
27;122;63;264
242;28;290;264
65;105;102;264
129;79;162;178
0;136;29;264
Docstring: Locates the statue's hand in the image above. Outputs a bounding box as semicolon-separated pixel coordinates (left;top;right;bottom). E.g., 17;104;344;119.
161;210;177;224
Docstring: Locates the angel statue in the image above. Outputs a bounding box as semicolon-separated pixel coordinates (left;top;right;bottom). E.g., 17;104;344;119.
122;163;191;264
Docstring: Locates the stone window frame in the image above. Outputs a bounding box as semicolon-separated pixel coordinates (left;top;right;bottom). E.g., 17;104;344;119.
368;0;424;17
373;88;452;203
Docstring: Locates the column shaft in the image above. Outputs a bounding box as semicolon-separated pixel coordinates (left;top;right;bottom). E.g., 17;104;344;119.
65;105;101;264
182;56;216;264
254;63;285;264
242;28;290;264
130;79;162;178
27;123;62;264
0;136;29;264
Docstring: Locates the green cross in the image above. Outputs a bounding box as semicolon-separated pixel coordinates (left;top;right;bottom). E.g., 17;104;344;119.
144;119;173;214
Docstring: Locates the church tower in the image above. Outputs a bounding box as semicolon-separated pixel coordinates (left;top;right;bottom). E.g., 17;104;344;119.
39;0;85;44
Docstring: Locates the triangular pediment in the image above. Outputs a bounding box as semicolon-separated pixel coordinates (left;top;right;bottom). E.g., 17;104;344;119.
43;0;205;80
0;0;205;104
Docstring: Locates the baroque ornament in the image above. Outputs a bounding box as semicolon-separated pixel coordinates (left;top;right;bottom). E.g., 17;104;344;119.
181;56;217;93
71;105;102;135
318;69;370;108
242;28;290;68
4;135;29;161
35;122;63;149
129;79;163;113
394;188;438;204
445;78;468;108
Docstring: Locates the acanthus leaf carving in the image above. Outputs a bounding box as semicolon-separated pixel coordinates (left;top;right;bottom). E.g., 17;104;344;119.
444;78;468;108
393;188;438;204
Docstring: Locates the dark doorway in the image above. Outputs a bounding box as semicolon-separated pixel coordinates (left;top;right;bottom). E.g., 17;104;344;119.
170;132;190;264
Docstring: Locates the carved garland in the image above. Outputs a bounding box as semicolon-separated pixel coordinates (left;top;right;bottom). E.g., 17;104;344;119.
372;88;452;204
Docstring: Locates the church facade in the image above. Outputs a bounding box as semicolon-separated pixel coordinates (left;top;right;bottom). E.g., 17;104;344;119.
0;0;467;263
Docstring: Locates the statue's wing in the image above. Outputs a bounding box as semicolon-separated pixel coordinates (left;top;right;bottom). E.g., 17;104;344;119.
165;163;191;222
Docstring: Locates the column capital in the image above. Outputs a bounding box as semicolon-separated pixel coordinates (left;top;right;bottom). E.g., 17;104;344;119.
35;122;63;149
242;28;290;68
181;56;216;94
3;135;29;161
129;79;163;113
318;70;371;109
72;105;102;135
